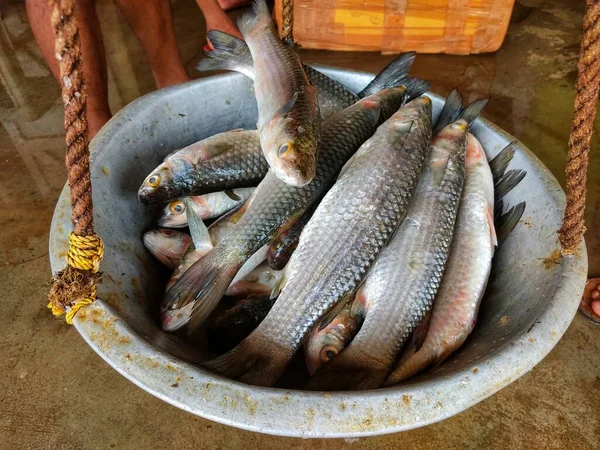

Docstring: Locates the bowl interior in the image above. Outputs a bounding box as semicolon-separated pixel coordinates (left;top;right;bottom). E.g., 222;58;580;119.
49;69;586;436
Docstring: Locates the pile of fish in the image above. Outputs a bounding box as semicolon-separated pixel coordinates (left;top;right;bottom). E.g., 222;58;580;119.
139;0;526;390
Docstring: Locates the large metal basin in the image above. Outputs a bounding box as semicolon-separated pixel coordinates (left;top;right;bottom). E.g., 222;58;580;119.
49;68;587;437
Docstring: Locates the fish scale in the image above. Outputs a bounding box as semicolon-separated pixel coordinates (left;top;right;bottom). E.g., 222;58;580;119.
161;88;409;333
308;120;468;391
204;96;433;387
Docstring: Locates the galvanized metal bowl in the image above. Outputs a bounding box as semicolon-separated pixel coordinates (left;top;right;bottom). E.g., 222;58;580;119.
49;68;587;437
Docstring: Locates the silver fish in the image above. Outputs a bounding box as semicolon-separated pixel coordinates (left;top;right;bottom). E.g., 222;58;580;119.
304;300;363;376
309;120;468;391
158;188;255;228
142;229;192;269
205;96;433;387
139;130;267;203
386;133;495;384
238;0;320;186
198;30;424;120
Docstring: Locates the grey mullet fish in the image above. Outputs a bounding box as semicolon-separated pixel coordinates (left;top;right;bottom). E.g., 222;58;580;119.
309;119;468;391
198;30;425;120
205;96;433;387
138;130;267;204
238;0;320;187
160;88;410;333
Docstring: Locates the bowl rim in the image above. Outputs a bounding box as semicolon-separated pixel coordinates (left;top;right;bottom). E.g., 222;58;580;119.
49;70;588;438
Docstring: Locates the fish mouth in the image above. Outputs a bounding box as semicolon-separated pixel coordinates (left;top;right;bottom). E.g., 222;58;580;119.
160;302;194;331
142;237;178;268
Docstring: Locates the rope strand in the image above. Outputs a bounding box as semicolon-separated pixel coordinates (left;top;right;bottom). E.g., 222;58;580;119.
48;0;103;323
559;0;600;254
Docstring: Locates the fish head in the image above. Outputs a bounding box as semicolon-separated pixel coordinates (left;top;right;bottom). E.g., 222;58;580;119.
304;312;360;376
138;156;194;203
466;133;487;165
158;199;187;228
428;119;469;182
143;228;191;269
262;118;317;187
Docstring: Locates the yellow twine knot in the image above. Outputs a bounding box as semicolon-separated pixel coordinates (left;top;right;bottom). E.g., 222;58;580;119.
47;233;104;324
67;232;104;273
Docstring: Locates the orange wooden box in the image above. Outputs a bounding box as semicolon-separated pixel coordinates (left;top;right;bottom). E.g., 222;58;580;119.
274;0;515;54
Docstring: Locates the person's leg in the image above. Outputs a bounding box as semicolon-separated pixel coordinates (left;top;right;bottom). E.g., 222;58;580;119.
113;0;191;88
195;0;243;41
26;0;111;138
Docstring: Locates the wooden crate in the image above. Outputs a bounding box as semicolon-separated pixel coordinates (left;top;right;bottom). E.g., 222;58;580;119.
274;0;515;54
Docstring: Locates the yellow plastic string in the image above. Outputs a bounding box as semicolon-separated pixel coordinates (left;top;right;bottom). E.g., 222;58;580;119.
47;232;104;323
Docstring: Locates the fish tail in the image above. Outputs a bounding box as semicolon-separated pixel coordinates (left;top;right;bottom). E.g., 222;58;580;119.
358;52;416;98
495;169;526;202
495;201;526;244
204;335;291;386
403;78;431;100
457;97;490;126
196;31;254;80
161;247;242;333
433;88;463;135
489;141;518;181
384;346;437;386
238;0;271;37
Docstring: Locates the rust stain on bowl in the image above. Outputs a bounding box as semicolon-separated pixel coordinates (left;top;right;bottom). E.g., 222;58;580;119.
498;316;511;327
541;249;562;269
101;166;110;176
472;367;479;374
402;394;411;406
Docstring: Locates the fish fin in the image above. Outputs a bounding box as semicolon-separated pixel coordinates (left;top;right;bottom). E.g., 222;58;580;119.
238;0;273;38
275;91;299;118
489;141;518;181
224;189;242;201
402;78;430;100
432;89;463;135
196;31;254;80
350;289;369;319
269;266;288;300
494;198;504;222
495;201;526;244
487;204;498;247
495;169;527;202
161;248;241;333
185;199;213;251
457;97;489;126
318;293;355;331
357;52;416;98
204;336;290;386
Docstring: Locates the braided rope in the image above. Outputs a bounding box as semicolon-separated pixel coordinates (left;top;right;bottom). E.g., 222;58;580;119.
281;0;294;42
47;0;103;323
559;0;600;254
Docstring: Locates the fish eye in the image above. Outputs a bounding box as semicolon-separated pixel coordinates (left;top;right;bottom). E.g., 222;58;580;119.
320;345;338;362
169;201;185;215
278;142;293;157
147;175;161;188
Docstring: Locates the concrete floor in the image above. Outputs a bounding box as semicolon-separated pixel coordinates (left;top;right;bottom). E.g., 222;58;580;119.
0;0;599;448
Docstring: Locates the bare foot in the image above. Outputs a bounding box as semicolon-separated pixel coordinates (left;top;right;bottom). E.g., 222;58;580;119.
580;278;600;323
217;0;251;12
